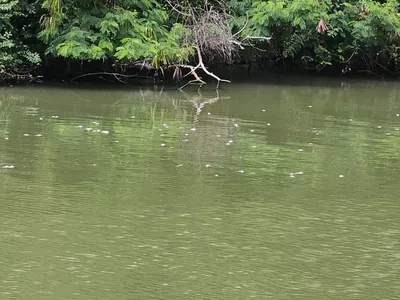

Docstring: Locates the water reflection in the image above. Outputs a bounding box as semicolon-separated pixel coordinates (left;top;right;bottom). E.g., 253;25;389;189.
1;79;400;300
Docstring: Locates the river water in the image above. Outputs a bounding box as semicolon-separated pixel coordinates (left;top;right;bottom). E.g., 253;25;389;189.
1;77;400;299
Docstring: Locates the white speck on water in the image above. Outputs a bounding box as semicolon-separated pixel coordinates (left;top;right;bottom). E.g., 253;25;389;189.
35;134;43;137
228;140;233;144
308;105;312;108
377;126;382;129
289;173;295;178
339;175;344;178
5;137;8;140
216;134;221;137
226;143;231;145
250;129;254;132
94;129;101;133
234;123;239;128
386;133;391;136
397;114;400;117
2;165;15;169
238;170;244;174
185;133;189;136
349;119;353;121
298;149;304;152
160;134;164;137
114;140;119;143
178;127;183;129
39;117;43;120
262;109;266;112
215;174;219;177
130;116;135;119
101;130;109;134
205;164;211;168
184;139;189;142
77;125;83;128
295;171;304;175
208;112;211;115
85;128;92;131
267;123;271;126
23;134;30;137
51;116;59;119
177;164;183;167
163;124;168;128
191;128;197;131
252;145;257;148
395;128;400;131
160;143;166;147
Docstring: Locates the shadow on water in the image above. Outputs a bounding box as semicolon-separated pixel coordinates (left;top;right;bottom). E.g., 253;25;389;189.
1;77;400;299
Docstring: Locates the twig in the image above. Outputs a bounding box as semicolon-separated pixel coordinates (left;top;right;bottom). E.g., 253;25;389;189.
71;72;142;81
178;46;231;90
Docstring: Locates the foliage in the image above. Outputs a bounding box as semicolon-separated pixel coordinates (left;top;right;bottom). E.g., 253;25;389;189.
39;0;195;67
3;0;400;80
236;0;400;71
0;0;41;73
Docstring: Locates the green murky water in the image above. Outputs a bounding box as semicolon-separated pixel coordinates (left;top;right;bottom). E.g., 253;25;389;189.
1;78;400;299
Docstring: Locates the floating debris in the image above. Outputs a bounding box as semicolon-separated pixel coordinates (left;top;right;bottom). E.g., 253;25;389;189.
262;109;266;112
395;128;400;131
101;130;109;134
234;124;239;128
2;165;15;169
295;171;304;175
93;129;101;133
216;134;221;137
386;133;391;136
51;115;59;119
184;139;189;142
77;125;83;128
208;112;211;115
339;175;344;178
252;145;257;148
35;134;43;137
397;114;400;117
238;170;244;174
267;123;271;126
177;164;183;167
160;143;166;147
205;164;211;168
23;134;30;137
289;173;295;178
250;129;255;133
163;124;168;128
84;128;92;131
215;174;219;177
377;126;382;129
349;119;353;121
185;133;189;136
130;116;135;119
92;121;100;125
178;127;183;130
4;137;8;140
190;128;197;131
228;140;233;144
297;149;304;152
308;105;312;108
39;117;43;121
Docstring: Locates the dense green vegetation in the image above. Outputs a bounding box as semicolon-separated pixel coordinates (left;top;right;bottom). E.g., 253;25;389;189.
1;0;400;82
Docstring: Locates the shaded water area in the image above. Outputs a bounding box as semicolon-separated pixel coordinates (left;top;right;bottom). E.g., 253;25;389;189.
1;77;400;299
